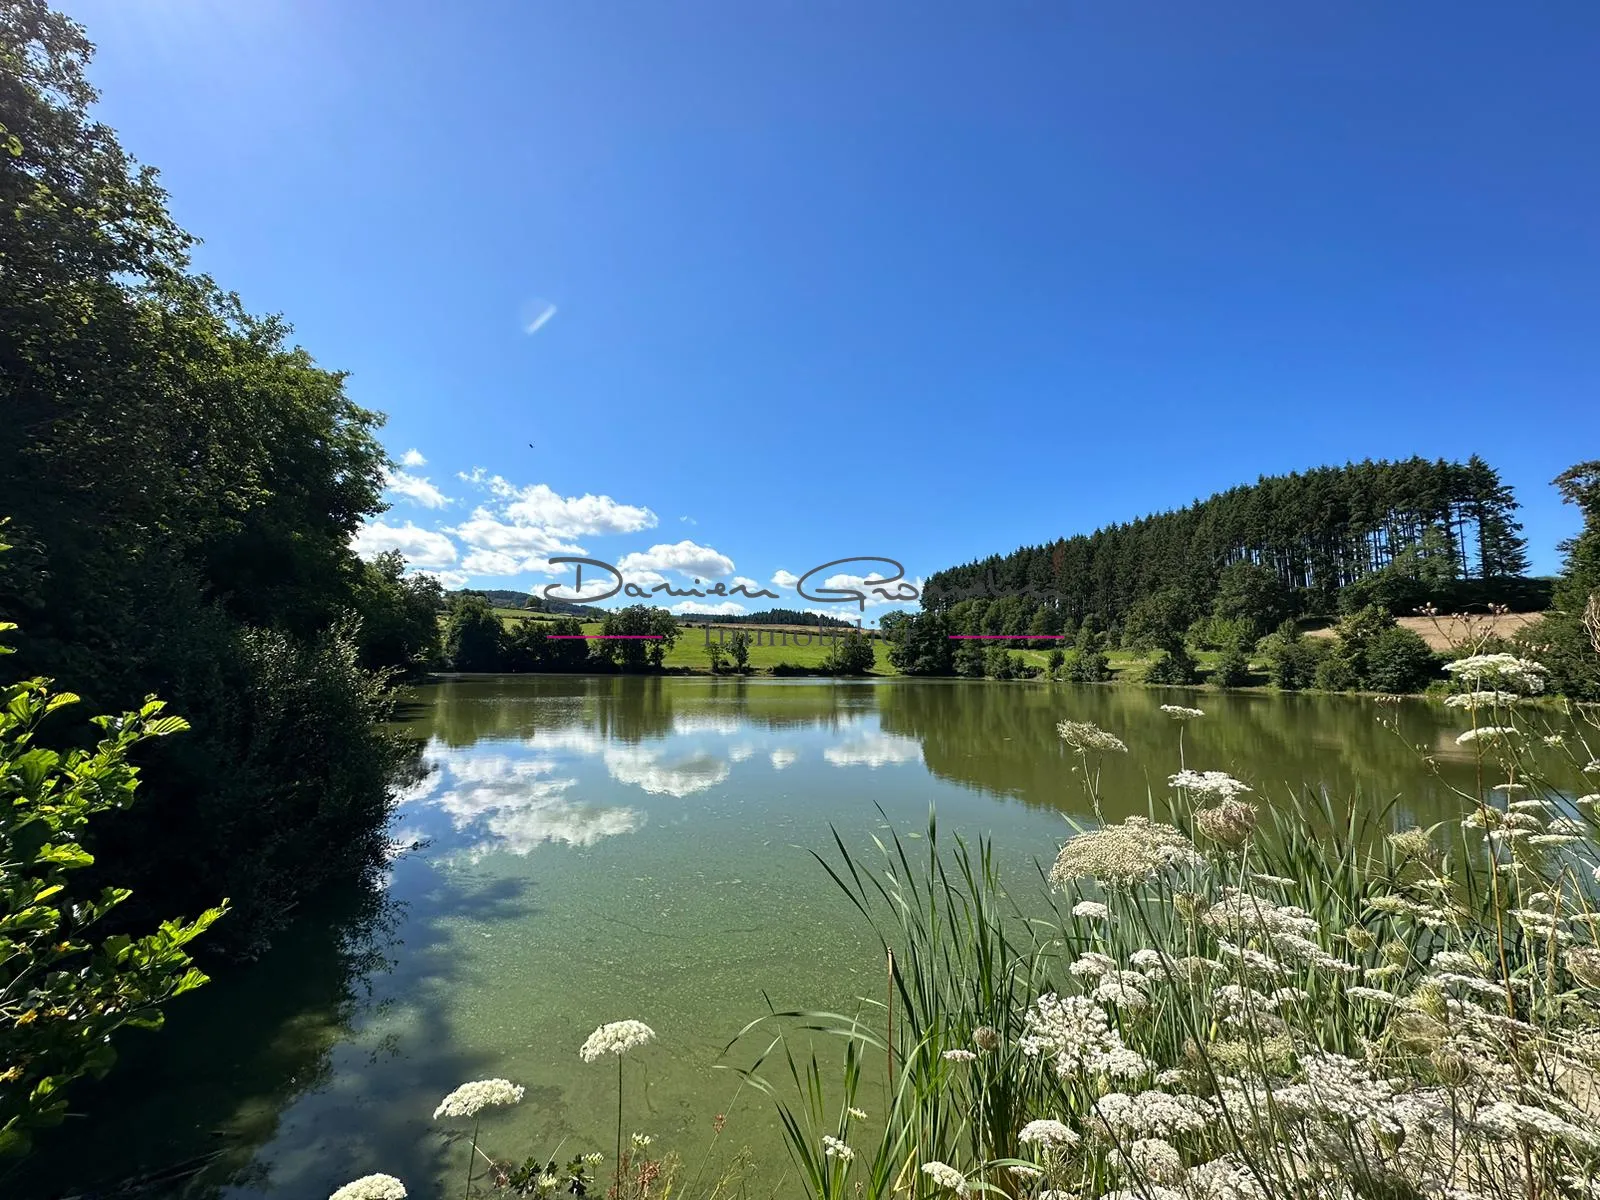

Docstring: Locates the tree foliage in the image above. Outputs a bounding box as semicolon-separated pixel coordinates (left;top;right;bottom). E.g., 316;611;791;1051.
0;6;405;953
0;627;226;1156
822;630;876;676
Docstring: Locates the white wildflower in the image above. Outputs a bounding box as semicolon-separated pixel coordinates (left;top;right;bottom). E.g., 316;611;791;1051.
1092;1090;1215;1137
847;1106;868;1120
1444;690;1521;710
1008;1164;1045;1182
1474;1101;1600;1150
1456;726;1519;745
1018;1118;1080;1149
1169;770;1253;800
580;1019;656;1061
1444;653;1547;694
1130;948;1168;973
1051;817;1202;888
1073;900;1112;922
942;1049;978;1063
1070;951;1118;978
920;1161;969;1194
822;1135;854;1162
1125;1137;1185;1184
1058;720;1128;753
432;1079;525;1120
1160;705;1206;720
1345;985;1397;1005
1093;977;1150;1010
330;1176;407;1200
631;1133;653;1149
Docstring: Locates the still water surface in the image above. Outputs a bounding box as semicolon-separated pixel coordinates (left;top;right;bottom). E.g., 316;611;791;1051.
22;677;1493;1198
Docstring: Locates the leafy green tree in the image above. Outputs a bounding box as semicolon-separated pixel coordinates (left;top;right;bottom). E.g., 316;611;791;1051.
1210;644;1252;688
353;550;443;673
953;640;987;679
443;594;504;671
822;630;876;676
983;645;1015;680
727;629;752;674
1;635;226;1156
502;619;551;672
1363;626;1438;693
544;618;592;672
1046;647;1066;677
1211;562;1292;642
0;7;402;952
1260;621;1326;691
1523;461;1600;699
599;606;679;671
705;638;728;674
1144;646;1199;685
1064;625;1112;682
885;611;954;676
1122;587;1192;655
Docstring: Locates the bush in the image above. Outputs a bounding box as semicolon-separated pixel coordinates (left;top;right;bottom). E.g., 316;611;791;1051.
1143;646;1198;685
1363;626;1439;693
821;630;876;675
443;594;505;670
1314;653;1359;691
1046;648;1065;676
1259;623;1326;690
1;652;225;1156
1209;643;1252;688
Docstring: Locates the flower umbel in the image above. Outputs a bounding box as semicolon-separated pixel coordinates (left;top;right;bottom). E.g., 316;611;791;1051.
580;1019;656;1061
432;1079;525;1120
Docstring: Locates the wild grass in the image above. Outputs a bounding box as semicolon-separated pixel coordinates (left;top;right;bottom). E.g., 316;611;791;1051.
727;653;1600;1200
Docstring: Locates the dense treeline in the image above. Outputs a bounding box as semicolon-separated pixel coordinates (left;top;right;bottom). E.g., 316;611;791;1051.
1523;461;1600;699
0;3;435;956
921;457;1538;637
442;598;682;672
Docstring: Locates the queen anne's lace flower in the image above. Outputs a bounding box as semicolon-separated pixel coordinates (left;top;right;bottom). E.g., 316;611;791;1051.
1160;705;1206;720
1444;690;1522;710
1125;1137;1185;1184
1093;1090;1215;1137
330;1176;408;1200
1456;726;1519;745
920;1161;969;1194
1057;720;1128;753
1020;993;1152;1080
1444;653;1547;693
1169;770;1253;801
1072;900;1112;922
942;1049;977;1063
1018;1118;1080;1148
1051;818;1201;888
580;1020;656;1061
433;1079;525;1120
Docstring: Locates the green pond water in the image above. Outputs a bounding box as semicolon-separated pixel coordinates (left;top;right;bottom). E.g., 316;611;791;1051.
16;677;1502;1199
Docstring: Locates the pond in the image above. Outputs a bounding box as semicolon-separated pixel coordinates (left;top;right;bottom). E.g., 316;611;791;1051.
15;677;1498;1199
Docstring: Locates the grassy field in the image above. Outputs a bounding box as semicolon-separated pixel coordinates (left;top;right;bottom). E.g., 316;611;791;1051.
487;608;1244;679
1303;610;1542;651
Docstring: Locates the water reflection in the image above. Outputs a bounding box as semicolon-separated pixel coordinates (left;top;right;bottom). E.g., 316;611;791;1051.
16;676;1509;1198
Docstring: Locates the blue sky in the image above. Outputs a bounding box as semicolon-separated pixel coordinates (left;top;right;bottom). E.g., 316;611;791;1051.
61;1;1599;621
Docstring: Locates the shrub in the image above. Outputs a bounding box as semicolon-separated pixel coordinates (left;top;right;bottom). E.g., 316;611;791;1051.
1209;643;1251;688
443;594;504;670
1;647;226;1156
821;630;875;675
1363;625;1439;693
1260;621;1327;690
1143;645;1198;685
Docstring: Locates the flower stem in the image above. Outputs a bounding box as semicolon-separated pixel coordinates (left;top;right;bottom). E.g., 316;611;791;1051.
616;1054;625;1200
465;1117;479;1200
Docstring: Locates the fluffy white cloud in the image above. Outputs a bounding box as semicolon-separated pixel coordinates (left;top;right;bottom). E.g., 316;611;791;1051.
458;475;657;537
353;520;459;568
769;748;798;771
400;449;428;468
384;468;452;508
603;745;729;797
417;568;470;589
824;733;923;769
820;573;925;610
449;508;586;573
771;569;800;588
670;600;746;616
803;608;861;623
730;577;765;592
618;541;735;579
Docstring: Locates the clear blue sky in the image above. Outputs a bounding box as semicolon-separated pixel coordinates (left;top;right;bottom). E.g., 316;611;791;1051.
61;0;1599;619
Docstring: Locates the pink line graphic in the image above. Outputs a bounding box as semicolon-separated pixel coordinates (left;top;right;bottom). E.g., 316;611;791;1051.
947;634;1066;639
549;634;665;640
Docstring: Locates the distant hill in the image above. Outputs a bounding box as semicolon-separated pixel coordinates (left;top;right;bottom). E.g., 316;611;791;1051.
696;608;855;627
452;589;607;620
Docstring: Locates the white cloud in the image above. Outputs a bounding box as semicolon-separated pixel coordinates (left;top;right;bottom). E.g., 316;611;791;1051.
385;467;452;508
618;541;735;579
823;733;923;769
803;608;860;623
603;745;729;797
400;449;427;468
523;298;558;335
417;568;470;589
670;600;746;616
449;508;586;573
769;748;798;771
730;577;764;592
460;548;524;576
457;477;656;538
771;569;800;588
679;515;697;525
352;520;459;568
819;573;925;610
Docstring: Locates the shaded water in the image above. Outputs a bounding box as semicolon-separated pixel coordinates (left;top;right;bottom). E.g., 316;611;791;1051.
16;678;1496;1198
